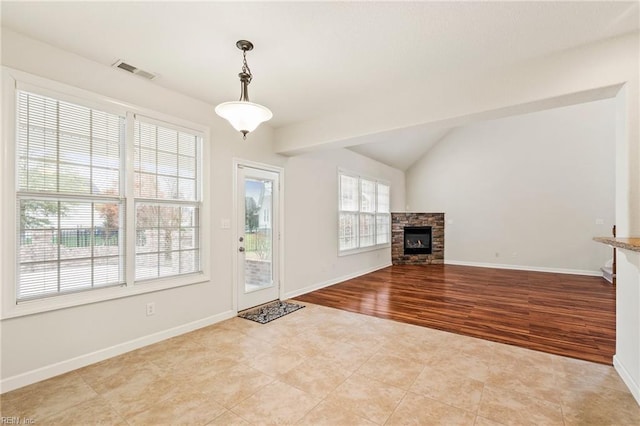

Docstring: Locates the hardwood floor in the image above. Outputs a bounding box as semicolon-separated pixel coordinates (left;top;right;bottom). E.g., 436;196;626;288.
295;264;616;365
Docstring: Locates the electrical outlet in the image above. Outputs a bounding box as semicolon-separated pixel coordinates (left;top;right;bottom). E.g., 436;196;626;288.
146;302;155;316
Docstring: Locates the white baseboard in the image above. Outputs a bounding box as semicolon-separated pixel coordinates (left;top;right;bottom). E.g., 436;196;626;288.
0;310;236;394
283;262;392;300
445;260;601;277
614;355;640;406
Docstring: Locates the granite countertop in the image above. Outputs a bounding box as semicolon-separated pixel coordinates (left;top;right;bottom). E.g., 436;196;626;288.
593;237;640;253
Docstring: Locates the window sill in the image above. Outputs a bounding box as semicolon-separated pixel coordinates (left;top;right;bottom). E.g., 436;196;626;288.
338;243;390;257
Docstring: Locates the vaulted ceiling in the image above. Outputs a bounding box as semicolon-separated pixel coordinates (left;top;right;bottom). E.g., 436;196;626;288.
2;1;638;169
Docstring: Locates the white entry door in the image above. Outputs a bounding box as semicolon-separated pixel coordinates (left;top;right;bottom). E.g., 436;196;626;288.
236;164;280;311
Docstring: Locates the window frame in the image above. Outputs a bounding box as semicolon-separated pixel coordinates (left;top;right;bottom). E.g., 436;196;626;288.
1;67;210;319
337;169;391;256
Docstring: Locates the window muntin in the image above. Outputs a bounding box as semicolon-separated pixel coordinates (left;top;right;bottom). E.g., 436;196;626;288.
338;172;390;253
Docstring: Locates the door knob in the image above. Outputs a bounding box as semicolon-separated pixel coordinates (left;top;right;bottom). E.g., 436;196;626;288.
239;236;244;242
238;247;245;252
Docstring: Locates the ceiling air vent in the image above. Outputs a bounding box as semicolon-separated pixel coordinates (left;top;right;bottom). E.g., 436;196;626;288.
112;60;157;80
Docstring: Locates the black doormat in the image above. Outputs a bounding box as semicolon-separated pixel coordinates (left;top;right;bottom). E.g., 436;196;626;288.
238;300;305;324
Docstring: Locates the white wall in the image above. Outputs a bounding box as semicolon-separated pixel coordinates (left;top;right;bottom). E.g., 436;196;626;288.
613;84;640;405
406;99;615;274
277;31;640;404
0;29;405;391
283;148;405;299
0;29;287;389
2;25;639;405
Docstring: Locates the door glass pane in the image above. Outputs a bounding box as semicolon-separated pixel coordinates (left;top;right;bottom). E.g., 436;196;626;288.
244;178;273;292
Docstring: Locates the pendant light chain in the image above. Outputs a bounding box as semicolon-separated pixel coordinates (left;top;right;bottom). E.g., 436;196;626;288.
242;50;253;84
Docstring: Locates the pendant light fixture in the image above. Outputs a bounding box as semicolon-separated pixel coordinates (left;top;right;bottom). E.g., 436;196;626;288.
215;40;272;139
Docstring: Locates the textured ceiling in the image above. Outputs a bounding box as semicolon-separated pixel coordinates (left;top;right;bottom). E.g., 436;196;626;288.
2;1;638;169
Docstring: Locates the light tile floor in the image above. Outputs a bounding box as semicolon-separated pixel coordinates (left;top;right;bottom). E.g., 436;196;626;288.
2;302;639;425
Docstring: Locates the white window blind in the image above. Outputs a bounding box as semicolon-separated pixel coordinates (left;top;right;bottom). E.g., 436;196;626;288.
17;91;125;301
339;174;359;251
134;119;201;281
14;89;204;304
376;183;391;245
338;172;391;253
359;178;376;247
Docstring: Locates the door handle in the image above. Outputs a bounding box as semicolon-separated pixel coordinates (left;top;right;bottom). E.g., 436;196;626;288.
238;247;245;252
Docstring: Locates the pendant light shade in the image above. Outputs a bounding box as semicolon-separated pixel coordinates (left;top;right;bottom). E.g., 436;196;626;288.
216;40;272;139
215;101;272;136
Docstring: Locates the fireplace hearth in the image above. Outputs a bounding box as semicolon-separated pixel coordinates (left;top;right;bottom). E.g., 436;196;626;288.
404;226;432;254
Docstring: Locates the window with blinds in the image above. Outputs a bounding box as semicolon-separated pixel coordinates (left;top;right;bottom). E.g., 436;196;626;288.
133;119;201;281
338;171;391;253
17;91;125;301
14;89;203;304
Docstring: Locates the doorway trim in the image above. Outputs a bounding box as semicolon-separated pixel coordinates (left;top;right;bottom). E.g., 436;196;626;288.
232;158;285;312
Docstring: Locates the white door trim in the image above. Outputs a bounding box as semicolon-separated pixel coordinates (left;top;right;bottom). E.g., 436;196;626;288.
232;158;285;312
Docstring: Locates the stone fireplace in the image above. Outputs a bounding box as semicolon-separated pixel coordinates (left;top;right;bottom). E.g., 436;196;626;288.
391;213;444;265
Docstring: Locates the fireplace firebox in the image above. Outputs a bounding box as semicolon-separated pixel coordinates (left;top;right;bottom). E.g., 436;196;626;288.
404;226;432;255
